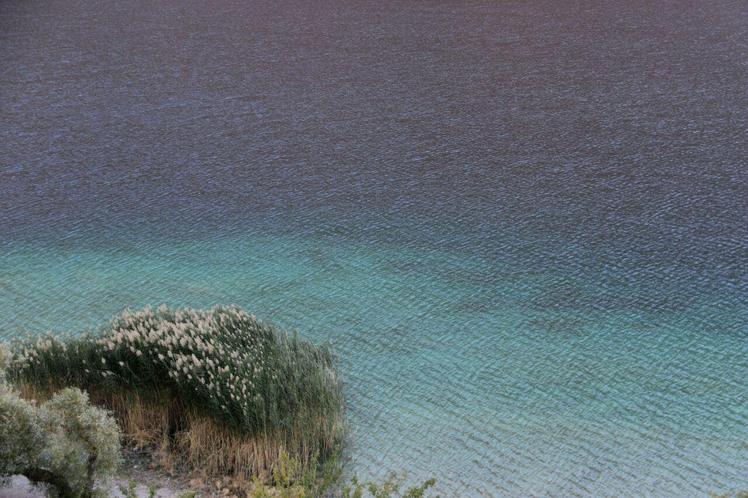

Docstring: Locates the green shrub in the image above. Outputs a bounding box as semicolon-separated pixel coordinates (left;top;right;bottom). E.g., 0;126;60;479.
0;380;121;497
41;388;121;496
0;384;46;477
247;461;438;498
343;474;437;498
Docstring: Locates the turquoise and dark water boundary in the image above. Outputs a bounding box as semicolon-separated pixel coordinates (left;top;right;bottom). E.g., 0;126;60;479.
2;0;747;495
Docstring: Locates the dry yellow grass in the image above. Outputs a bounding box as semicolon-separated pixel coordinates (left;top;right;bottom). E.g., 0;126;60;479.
17;382;339;483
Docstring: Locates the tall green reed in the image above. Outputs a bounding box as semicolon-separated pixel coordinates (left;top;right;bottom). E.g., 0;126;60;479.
6;306;344;466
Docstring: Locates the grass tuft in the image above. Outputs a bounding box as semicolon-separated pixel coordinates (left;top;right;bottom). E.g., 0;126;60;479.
6;305;344;481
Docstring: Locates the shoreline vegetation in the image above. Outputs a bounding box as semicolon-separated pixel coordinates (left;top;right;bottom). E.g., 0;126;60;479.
1;306;436;497
0;308;745;497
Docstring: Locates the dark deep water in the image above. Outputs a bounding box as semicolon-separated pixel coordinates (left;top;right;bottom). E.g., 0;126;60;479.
1;1;747;496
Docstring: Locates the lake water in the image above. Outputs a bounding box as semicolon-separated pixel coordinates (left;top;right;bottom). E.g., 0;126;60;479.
1;0;747;495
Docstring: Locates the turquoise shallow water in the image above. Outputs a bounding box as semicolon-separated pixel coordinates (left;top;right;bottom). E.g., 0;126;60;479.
2;228;746;496
2;0;748;495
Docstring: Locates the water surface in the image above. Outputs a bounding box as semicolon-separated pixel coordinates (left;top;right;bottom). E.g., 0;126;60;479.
1;1;747;496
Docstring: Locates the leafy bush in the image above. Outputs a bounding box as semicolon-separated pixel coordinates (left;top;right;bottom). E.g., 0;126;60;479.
244;450;437;498
0;384;46;477
342;474;437;498
41;388;121;496
0;349;121;498
6;306;344;479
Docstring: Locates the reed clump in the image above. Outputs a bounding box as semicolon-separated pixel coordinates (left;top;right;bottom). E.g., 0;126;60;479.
6;306;344;482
